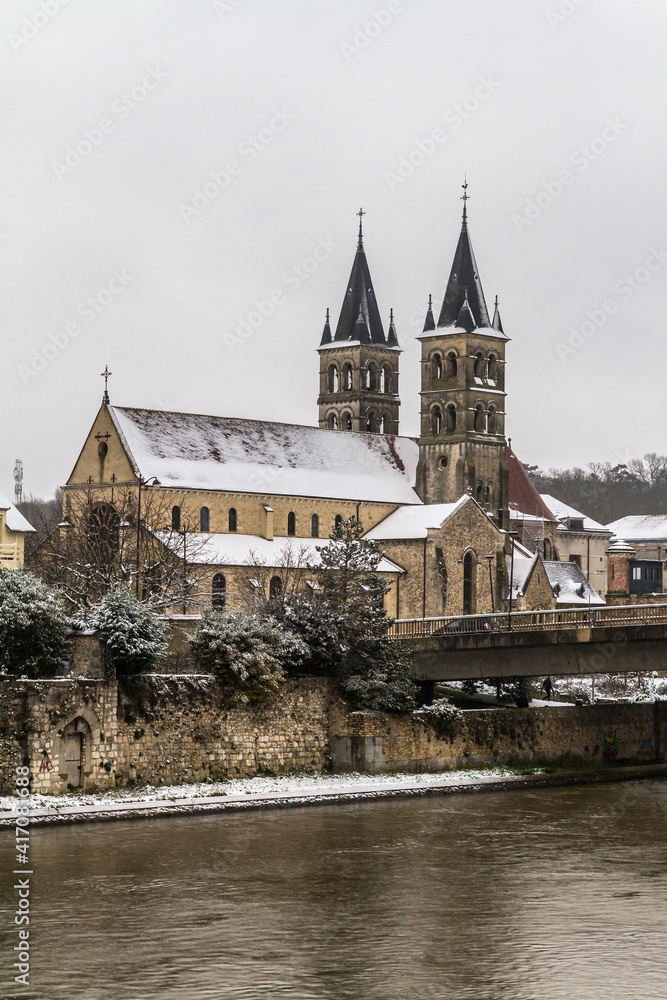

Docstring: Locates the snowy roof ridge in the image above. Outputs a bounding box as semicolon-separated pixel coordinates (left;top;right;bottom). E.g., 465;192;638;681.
364;495;492;540
540;493;611;534
0;491;35;533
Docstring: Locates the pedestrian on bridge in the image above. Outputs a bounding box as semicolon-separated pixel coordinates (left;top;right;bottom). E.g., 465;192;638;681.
541;676;553;701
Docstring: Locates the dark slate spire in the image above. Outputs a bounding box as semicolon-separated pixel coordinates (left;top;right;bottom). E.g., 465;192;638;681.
386;308;399;348
456;289;477;332
353;304;371;345
492;295;504;334
437;179;491;329
319;307;332;346
422;293;435;333
333;210;387;346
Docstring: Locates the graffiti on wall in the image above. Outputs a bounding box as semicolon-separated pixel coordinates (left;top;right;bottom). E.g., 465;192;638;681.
601;730;620;760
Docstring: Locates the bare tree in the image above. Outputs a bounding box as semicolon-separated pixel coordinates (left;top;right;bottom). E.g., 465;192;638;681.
28;485;213;612
234;540;314;611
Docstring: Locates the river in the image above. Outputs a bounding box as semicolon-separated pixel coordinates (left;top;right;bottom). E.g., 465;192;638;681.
2;779;666;999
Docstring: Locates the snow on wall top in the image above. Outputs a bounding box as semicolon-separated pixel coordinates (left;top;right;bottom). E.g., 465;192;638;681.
0;491;35;533
605;514;667;542
152;531;404;573
363;496;472;539
109;407;420;505
540;494;610;534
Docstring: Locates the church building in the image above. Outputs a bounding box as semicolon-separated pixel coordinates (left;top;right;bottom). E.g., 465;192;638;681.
58;186;561;618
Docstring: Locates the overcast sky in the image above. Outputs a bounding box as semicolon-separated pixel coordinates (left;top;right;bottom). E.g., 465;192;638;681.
1;0;666;499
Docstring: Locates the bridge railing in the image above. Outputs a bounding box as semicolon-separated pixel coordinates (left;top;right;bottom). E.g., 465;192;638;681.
387;603;667;638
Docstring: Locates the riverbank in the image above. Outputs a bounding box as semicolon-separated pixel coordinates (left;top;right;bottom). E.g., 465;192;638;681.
2;762;666;827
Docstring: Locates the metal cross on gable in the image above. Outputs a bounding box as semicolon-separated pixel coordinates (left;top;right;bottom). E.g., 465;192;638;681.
101;364;112;403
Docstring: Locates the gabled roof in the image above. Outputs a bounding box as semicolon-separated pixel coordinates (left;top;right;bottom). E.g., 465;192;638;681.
108;406;421;505
540;494;611;535
321;222;398;350
507;448;556;520
0;491;35;533
605;514;667;543
436;203;493;331
363;494;495;540
543;561;605;606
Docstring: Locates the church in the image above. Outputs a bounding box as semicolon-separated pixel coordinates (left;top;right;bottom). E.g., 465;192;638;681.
60;186;591;618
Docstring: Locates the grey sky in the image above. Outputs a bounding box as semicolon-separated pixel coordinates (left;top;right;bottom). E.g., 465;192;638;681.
1;0;666;499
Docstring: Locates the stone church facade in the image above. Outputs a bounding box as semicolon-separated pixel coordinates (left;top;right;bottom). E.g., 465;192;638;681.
58;187;562;619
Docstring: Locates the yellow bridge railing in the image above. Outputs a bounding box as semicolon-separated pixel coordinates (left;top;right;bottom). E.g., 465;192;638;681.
387;604;667;638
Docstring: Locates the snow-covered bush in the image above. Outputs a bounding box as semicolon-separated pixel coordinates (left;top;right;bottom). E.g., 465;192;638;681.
265;595;348;676
76;585;167;676
189;609;307;705
418;698;464;738
0;569;69;676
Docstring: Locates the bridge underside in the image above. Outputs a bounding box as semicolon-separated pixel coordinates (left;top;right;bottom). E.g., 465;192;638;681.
409;624;667;682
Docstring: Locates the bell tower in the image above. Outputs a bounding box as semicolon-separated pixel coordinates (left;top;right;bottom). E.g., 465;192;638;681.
415;182;509;528
317;210;400;434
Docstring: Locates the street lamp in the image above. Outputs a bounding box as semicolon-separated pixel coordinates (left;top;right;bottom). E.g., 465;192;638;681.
507;531;519;631
135;476;160;598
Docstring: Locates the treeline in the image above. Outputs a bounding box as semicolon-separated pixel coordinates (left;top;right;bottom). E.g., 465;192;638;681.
524;454;667;525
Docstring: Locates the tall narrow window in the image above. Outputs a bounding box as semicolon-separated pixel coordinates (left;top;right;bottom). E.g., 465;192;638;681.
445;404;457;432
212;573;226;609
269;576;282;599
328;413;338;430
335;514;343;530
342;412;352;431
343;363;353;390
445;352;457;378
432;353;443;380
463;551;476;615
171;505;181;531
328;365;339;393
474;404;485;432
487;406;496;434
200;506;210;532
228;508;237;532
311;514;319;538
432;406;442;434
287;512;296;536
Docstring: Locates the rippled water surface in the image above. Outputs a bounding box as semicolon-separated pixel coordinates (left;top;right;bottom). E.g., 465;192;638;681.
2;779;667;999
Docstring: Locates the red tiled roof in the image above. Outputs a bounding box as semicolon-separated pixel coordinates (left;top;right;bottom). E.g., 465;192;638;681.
506;447;556;520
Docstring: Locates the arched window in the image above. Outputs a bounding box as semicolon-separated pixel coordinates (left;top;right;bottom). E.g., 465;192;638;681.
485;483;493;507
487;354;498;382
463;550;476;615
200;506;210;532
366;363;377;390
476;483;483;502
335;514;343;530
311;514;319;538
445;404;457;432
327;365;339;393
474;352;486;379
287;512;296;536
382;366;393;393
228;508;237;532
432;406;442;434
366;410;378;433
87;503;120;557
269;575;282;599
212;573;226;609
445;352;457;379
474;404;485;432
342;412;352;431
487;406;497;434
380;413;388;434
328;413;339;430
343;363;353;390
431;353;443;380
171;505;181;531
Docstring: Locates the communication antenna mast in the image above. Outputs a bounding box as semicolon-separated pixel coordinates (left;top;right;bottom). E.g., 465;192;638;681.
13;459;23;505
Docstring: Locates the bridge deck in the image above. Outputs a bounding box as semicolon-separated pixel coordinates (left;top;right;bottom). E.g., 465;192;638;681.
389;603;667;639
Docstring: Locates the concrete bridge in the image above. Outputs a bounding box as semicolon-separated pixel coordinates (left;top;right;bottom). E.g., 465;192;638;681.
388;604;667;682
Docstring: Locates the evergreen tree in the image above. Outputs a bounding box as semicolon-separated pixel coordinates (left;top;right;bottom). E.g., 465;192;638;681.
76;584;167;677
0;569;69;677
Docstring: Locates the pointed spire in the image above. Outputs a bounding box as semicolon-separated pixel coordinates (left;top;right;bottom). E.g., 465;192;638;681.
331;211;387;347
456;289;476;332
437;180;491;329
492;295;504;334
357;207;365;249
422;293;435;332
386;308;399;348
319;307;332;346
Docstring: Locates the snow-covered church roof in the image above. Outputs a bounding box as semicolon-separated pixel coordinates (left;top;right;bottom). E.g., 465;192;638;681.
364;496;484;539
108;406;420;505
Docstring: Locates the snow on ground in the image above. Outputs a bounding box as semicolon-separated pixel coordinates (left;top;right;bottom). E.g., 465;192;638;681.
0;767;532;815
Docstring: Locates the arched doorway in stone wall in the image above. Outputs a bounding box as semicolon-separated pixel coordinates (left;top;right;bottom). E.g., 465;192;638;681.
60;716;91;788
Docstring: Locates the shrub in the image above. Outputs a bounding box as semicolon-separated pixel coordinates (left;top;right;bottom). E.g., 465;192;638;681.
418;698;464;738
75;585;167;677
189;609;307;705
0;569;69;677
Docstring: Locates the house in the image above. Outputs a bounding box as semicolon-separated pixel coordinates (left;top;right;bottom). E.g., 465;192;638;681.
540;494;612;598
0;491;35;568
605;515;667;562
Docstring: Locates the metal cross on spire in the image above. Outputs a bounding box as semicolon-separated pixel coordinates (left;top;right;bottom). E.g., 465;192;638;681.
101;364;112;403
461;175;470;222
357;207;365;248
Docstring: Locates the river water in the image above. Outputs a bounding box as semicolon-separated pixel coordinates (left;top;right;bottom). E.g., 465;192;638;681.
2;779;666;1000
